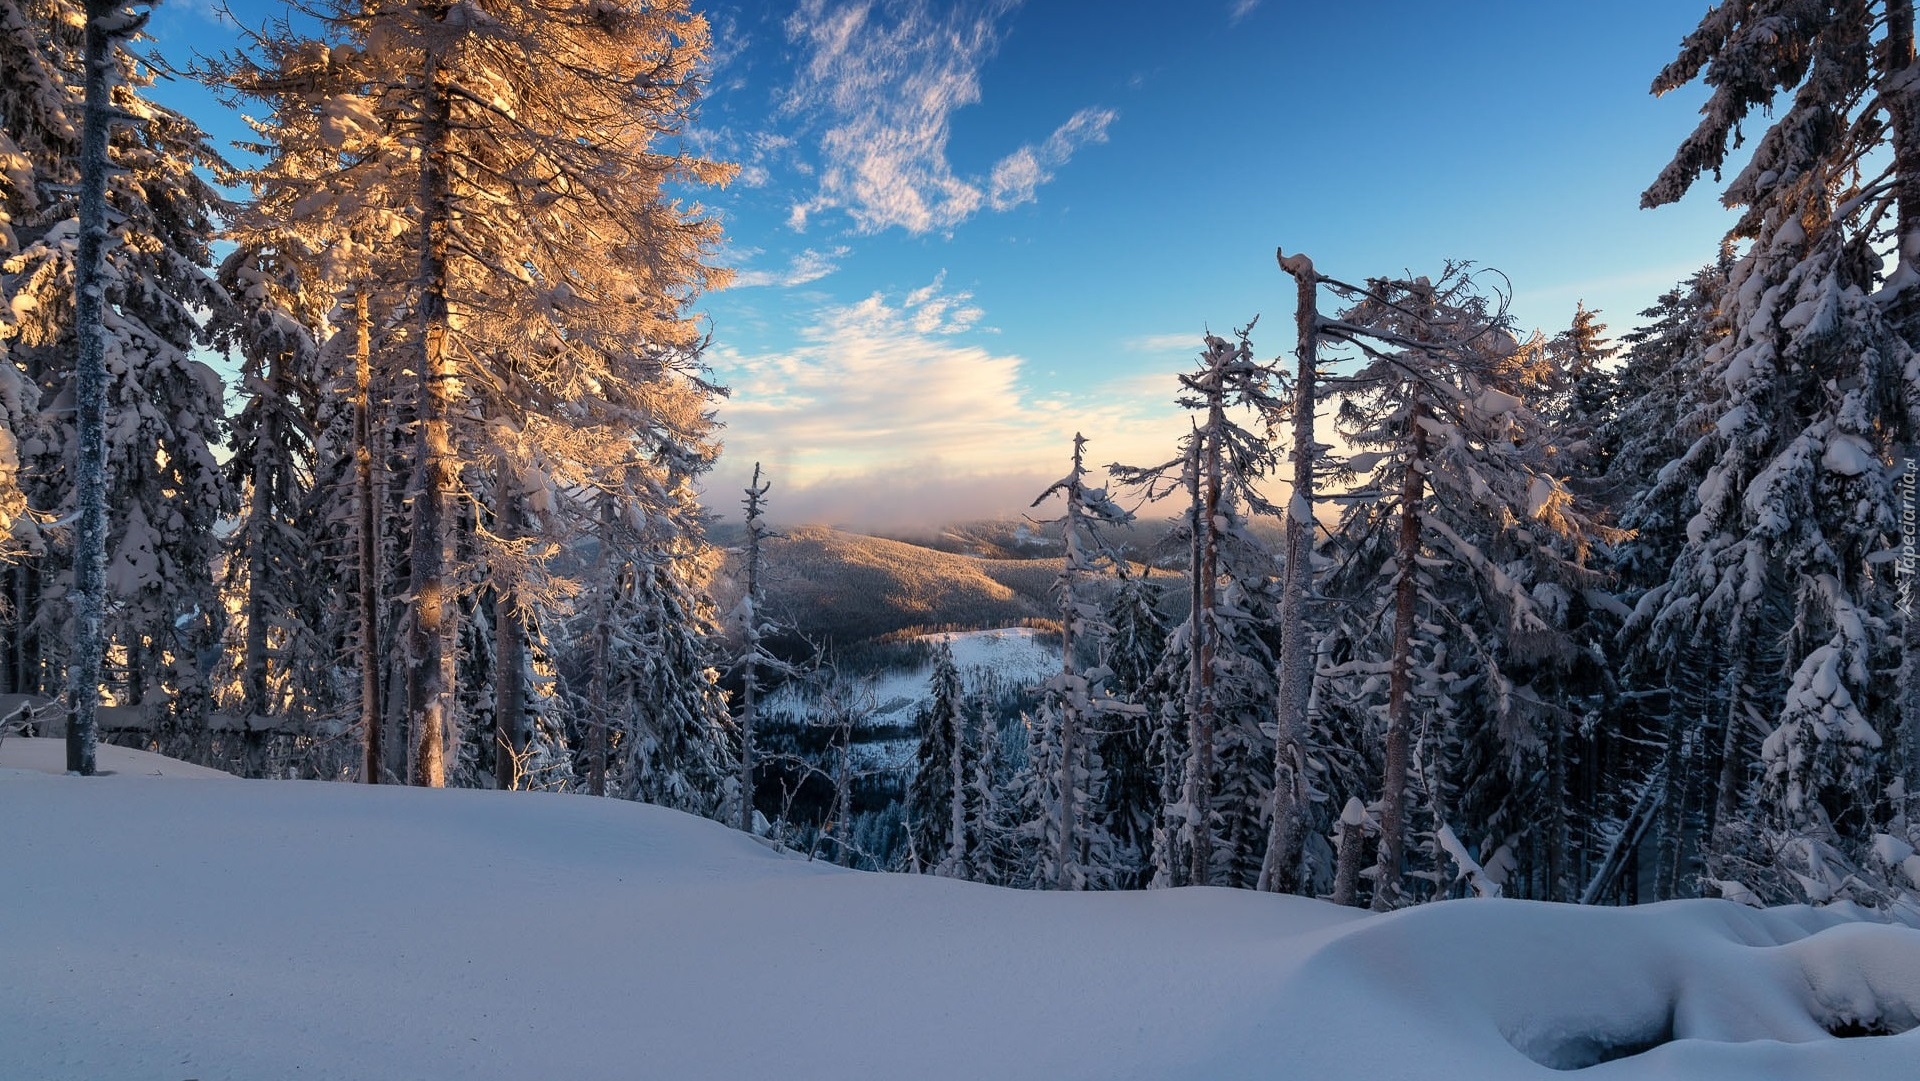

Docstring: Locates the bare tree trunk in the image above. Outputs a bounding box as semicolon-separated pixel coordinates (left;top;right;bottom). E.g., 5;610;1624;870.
1548;708;1568;901
587;492;612;797
492;467;524;791
1709;653;1751;842
1374;401;1428;911
407;47;456;789
1331;797;1366;907
243;376;274;717
354;292;382;783
1055;437;1088;890
835;711;853;868
1261;249;1319;893
1187;424;1221;887
1654;639;1705;898
65;0;124;777
948;695;967;874
737;463;766;831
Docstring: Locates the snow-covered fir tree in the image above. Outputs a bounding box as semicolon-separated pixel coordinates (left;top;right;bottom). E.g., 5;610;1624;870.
728;462;802;831
906;640;973;874
1598;261;1732;899
209;0;733;788
1020;433;1134;890
1634;0;1920;907
1540;302;1619;477
1314;266;1618;907
1;0;233;769
588;526;737;820
1113;325;1285;889
1090;566;1168;889
208;242;329;735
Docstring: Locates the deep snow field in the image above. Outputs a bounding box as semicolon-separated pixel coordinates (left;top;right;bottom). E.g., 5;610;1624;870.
5;736;1920;1081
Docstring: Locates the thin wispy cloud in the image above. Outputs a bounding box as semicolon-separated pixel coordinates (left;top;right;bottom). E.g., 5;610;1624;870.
731;246;853;288
1128;331;1210;354
989;107;1116;211
781;0;1114;235
707;278;1185;527
1229;0;1261;24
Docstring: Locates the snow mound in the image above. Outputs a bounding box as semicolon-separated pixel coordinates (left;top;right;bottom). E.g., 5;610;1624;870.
1290;898;1920;1076
4;761;1918;1081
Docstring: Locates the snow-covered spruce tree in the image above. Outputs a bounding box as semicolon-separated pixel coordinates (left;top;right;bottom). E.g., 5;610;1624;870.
0;1;59;579
1020;433;1134;890
906;640;972;874
1637;0;1920;906
1112;325;1285;889
1596;262;1732;899
214;0;732;788
1540;302;1619;478
1090;565;1167;888
729;462;801;830
1313;266;1618;908
601;547;737;818
0;0;234;769
0;0;80;701
208;243;330;740
964;694;1017;884
201;23;422;780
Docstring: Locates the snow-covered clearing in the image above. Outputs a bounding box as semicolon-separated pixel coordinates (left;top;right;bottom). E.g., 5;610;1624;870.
772;626;1058;727
4;737;1918;1081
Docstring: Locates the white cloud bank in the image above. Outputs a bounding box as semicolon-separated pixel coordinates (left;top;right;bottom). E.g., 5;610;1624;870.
781;0;1115;235
706;278;1186;529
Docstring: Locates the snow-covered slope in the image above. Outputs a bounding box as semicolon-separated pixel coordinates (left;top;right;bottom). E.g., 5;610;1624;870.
766;625;1057;727
865;626;1059;722
4;738;1918;1081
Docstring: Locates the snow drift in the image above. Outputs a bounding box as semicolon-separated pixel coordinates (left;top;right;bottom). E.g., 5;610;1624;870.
3;738;1917;1080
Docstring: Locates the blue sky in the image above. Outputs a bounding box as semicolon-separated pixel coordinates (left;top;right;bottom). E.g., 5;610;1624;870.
148;0;1735;529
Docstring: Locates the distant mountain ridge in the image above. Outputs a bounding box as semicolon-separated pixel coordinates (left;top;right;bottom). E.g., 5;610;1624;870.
713;521;1186;653
736;525;1055;648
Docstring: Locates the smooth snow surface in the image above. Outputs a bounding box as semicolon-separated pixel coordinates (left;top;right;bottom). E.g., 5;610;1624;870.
5;743;1919;1081
0;734;233;779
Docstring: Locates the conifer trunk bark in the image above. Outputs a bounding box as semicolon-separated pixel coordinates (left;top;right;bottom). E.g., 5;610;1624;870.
243;395;273;717
65;0;117;777
737;464;764;831
1054;438;1087;890
1374;401;1428;910
949;699;967;874
1331;800;1365;908
587;492;612;797
1261;250;1318;893
1188;413;1222;887
355;292;382;783
1709;655;1751;841
835;713;853;868
407;46;456;788
492;470;524;791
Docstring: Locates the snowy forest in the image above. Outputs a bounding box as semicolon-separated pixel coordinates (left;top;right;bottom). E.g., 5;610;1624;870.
5;0;1920;927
